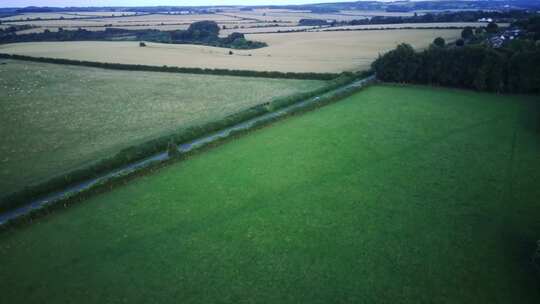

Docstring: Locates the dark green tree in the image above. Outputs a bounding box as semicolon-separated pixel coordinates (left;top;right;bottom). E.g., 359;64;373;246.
433;37;446;47
461;26;474;40
486;22;499;34
372;43;420;83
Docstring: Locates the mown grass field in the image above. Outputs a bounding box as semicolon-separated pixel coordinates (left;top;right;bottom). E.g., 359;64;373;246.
1;85;539;303
0;59;327;197
0;29;461;73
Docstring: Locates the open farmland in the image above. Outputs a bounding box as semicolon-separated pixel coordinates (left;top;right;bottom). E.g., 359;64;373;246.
1;85;539;303
0;59;327;196
0;29;461;73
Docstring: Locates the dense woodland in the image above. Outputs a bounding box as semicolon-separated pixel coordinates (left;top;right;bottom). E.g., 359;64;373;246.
0;21;267;49
372;17;540;94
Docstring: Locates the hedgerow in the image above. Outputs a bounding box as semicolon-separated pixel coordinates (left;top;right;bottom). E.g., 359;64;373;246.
0;53;340;80
0;71;371;214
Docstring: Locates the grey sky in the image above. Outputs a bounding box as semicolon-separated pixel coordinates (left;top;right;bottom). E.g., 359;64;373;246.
1;0;364;8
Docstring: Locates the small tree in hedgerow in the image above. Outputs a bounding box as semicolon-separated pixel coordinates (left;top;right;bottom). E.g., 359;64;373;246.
461;26;474;40
167;141;180;158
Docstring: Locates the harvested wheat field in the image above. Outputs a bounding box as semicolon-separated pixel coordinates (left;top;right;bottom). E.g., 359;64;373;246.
0;29;461;73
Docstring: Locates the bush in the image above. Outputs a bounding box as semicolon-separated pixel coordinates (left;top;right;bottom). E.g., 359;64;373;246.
433;37;445;47
461;26;474;40
486;22;499;34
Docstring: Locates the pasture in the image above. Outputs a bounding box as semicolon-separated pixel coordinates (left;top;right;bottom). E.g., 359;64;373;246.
0;59;327;197
0;29;461;73
1;85;539;303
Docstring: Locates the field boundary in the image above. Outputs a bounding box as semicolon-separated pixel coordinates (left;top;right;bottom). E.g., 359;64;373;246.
0;73;375;229
244;25;482;35
0;53;340;80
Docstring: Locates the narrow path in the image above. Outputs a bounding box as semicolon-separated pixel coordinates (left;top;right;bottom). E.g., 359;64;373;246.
0;75;375;226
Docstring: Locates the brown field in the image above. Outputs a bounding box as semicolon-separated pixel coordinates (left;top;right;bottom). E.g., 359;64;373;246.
2;13;272;34
64;11;139;17
2;13;239;27
3;9;480;37
216;11;366;23
0;29;461;73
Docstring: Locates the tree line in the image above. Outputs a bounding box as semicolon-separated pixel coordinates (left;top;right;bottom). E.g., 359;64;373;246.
0;53;339;80
372;41;540;94
299;10;538;28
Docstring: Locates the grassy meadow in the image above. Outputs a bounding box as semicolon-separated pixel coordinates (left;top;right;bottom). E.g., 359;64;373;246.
0;59;327;197
0;29;461;73
1;85;539;303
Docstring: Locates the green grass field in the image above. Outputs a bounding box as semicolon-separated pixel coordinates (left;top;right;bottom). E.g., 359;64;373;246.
1;85;539;303
0;59;327;196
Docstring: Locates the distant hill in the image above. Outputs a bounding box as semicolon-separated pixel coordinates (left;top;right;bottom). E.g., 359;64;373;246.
1;0;539;14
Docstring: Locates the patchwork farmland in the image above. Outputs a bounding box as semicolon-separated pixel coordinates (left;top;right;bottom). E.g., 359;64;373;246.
1;2;539;304
1;85;539;303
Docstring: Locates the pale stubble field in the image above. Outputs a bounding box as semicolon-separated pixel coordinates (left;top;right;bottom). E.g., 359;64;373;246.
0;29;461;73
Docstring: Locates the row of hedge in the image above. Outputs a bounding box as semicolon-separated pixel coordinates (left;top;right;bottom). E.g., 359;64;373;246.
0;71;370;214
0;71;375;230
0;53;341;80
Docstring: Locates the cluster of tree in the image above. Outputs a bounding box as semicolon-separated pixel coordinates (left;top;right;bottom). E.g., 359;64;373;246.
0;25;33;36
0;21;268;49
372;42;540;94
513;16;540;40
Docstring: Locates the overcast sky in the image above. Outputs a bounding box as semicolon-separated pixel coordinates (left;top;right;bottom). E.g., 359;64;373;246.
0;0;369;8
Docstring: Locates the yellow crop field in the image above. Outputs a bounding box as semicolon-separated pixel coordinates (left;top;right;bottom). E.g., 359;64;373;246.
0;29;461;73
